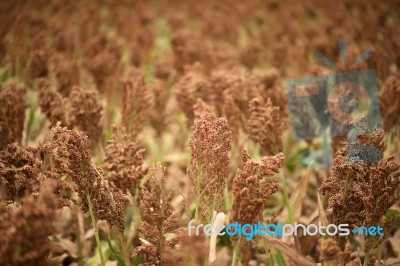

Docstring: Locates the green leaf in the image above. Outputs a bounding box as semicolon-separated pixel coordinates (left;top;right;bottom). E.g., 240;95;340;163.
349;237;362;248
132;255;142;266
106;236;125;266
274;249;287;266
265;252;275;266
385;209;400;227
85;241;112;266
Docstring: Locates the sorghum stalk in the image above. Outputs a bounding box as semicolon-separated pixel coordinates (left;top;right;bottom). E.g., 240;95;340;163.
87;194;106;266
231;239;241;266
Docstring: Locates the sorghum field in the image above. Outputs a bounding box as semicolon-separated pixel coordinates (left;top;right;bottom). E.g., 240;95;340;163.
1;0;400;265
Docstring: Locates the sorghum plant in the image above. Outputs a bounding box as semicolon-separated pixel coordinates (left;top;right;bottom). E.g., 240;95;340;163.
175;63;210;124
132;164;178;265
83;34;122;92
230;149;284;258
193;98;216;122
69;85;103;144
0;82;27;150
0;181;58;266
0;143;41;201
39;122;126;231
121;68;152;138
49;52;80;97
104;125;147;195
188;113;232;222
247;97;283;155
379;73;400;132
321;130;400;263
36;78;68;127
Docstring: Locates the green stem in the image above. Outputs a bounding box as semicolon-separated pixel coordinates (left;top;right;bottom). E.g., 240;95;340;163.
119;232;131;266
231;239;241;266
194;169;202;221
195;199;199;221
279;172;292;224
75;210;84;266
376;245;382;266
364;251;370;266
87;194;106;266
